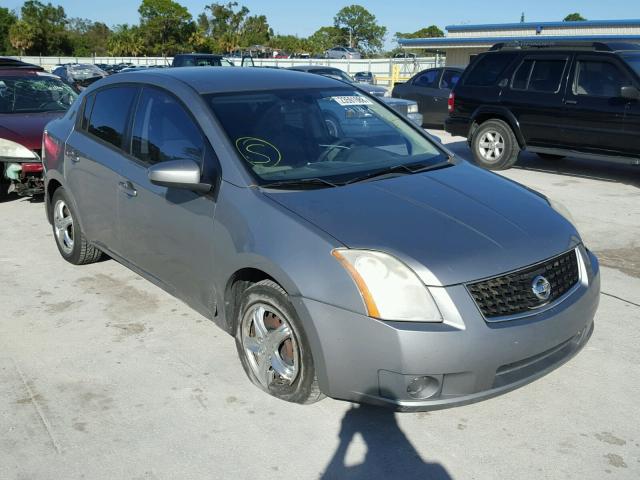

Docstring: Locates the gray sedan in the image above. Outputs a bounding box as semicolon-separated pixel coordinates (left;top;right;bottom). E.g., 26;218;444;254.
43;67;599;410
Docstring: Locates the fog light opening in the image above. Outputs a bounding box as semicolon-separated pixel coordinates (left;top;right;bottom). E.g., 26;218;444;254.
406;375;440;400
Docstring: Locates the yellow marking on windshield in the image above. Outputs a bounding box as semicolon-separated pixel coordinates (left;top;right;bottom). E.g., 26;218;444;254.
235;137;282;167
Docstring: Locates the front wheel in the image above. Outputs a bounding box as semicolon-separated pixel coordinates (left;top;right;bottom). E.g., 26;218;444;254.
235;280;323;404
471;119;520;170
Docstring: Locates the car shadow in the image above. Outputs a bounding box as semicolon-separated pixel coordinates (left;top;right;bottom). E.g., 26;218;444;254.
442;138;640;188
320;403;452;480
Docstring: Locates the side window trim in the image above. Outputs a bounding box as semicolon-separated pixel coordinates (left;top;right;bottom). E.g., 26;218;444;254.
439;69;461;89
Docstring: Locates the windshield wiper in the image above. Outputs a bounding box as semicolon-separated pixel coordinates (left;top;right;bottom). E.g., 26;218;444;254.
344;161;451;185
259;177;339;190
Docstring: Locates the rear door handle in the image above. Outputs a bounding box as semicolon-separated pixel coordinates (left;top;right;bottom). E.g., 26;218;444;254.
565;100;578;105
118;181;137;197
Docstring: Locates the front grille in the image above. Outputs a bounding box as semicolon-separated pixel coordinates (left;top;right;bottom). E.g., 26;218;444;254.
467;249;580;320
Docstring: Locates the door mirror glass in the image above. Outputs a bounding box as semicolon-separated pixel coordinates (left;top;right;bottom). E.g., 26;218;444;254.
148;160;211;193
620;85;640;100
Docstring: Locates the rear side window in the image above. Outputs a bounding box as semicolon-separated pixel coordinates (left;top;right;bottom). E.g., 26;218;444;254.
131;87;204;165
512;58;567;93
413;70;439;88
573;60;632;97
440;70;461;89
87;87;138;149
464;53;517;87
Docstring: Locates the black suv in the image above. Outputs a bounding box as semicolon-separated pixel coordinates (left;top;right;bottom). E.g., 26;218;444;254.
445;42;640;169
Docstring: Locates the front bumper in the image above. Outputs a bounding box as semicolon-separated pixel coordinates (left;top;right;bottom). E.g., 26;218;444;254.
293;248;600;411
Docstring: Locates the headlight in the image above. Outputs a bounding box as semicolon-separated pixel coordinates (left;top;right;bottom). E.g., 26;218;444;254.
332;249;442;322
0;138;37;160
407;103;419;114
548;198;576;225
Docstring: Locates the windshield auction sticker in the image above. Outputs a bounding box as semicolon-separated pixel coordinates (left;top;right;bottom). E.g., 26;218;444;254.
331;96;373;106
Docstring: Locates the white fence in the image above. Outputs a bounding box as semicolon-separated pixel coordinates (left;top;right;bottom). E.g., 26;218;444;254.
12;55;445;86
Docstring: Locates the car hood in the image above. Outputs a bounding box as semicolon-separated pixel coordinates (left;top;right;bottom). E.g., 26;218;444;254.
0;112;64;151
264;162;580;286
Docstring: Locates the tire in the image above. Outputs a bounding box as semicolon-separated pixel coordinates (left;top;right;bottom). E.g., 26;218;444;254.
323;113;343;137
234;279;323;404
51;188;103;265
536;153;565;160
471;119;520;170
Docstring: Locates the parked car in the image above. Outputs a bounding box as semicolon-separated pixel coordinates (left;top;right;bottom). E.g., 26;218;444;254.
325;47;361;59
393;67;464;127
51;63;107;92
288;65;422;125
0;58;77;198
394;52;417;59
172;54;234;67
446;41;640;169
43;67;599;410
354;71;375;84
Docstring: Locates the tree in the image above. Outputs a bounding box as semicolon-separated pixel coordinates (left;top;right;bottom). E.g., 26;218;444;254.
333;5;386;54
107;24;144;56
395;25;444;40
9;20;35;55
242;14;272;47
564;13;586;21
67;18;111;56
20;0;69;55
0;7;18;54
199;2;250;53
138;0;195;55
307;26;343;55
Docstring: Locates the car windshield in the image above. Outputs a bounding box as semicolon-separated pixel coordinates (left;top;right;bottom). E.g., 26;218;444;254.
206;87;448;186
0;75;78;113
311;69;353;83
346;48;358;53
68;64;104;80
622;53;640;76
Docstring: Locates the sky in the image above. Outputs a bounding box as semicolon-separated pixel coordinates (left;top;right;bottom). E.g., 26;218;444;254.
4;0;640;48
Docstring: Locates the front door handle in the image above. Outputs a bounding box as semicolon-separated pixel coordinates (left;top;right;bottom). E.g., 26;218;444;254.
565;100;578;105
118;181;137;197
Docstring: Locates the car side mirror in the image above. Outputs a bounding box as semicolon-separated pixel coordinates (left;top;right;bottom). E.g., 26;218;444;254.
620;85;640;100
498;78;509;88
148;159;212;193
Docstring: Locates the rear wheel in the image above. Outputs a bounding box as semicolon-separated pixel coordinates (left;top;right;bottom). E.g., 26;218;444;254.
51;188;103;265
235;280;323;404
471;119;520;170
536;153;565;160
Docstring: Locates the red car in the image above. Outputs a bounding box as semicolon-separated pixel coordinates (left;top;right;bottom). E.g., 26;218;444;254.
0;58;77;199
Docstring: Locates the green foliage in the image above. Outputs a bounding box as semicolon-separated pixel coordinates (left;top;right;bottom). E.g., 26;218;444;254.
107;24;145;56
333;4;387;53
307;26;344;55
395;25;444;40
138;0;195;55
9;20;35;55
0;7;18;54
563;13;587;21
67;18;112;56
19;0;70;55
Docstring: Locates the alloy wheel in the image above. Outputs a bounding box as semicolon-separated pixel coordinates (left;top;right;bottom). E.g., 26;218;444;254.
478;130;505;163
240;303;300;389
53;199;74;255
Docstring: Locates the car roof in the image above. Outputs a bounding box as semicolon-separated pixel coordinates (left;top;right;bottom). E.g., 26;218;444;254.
105;67;344;94
0;57;44;72
174;53;224;58
288;65;340;72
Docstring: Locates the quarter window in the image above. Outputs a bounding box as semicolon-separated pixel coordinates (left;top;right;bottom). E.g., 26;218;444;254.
512;59;566;93
573;60;632;97
131;87;204;165
87;86;138;149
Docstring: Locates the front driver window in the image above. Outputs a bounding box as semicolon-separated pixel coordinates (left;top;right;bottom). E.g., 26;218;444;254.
131;87;204;165
574;61;632;97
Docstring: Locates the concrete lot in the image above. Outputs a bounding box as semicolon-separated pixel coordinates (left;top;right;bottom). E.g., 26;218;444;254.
1;131;639;479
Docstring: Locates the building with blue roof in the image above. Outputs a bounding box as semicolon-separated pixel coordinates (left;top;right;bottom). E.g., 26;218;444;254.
399;19;640;66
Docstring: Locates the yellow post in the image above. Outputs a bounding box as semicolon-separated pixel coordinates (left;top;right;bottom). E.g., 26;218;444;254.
392;64;400;85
